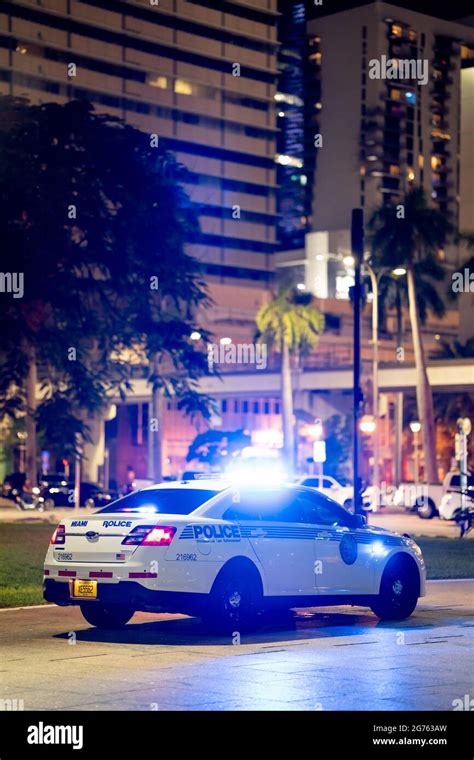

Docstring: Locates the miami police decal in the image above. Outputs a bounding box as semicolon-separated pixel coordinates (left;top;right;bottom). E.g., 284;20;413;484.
180;524;241;543
339;534;358;565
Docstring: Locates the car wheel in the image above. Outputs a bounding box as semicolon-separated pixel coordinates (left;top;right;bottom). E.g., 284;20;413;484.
370;560;419;621
417;498;436;520
202;565;262;635
80;603;134;629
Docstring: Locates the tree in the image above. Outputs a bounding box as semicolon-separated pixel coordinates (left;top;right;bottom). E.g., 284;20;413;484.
256;288;325;470
368;187;452;483
433;338;474;359
186;429;251;470
0;97;212;483
323;414;352;482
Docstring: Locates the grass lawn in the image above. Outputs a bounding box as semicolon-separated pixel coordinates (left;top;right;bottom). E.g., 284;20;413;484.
0;524;472;608
416;537;474;580
0;523;53;608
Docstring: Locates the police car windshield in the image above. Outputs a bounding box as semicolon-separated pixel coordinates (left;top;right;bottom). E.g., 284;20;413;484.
98;488;220;515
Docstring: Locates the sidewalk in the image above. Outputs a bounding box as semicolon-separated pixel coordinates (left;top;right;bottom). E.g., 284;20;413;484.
0;498;96;524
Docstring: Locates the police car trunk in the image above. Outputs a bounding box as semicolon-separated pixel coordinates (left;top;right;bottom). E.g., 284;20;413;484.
43;483;224;609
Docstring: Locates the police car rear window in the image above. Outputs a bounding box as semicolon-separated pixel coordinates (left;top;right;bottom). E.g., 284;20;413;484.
98;489;219;515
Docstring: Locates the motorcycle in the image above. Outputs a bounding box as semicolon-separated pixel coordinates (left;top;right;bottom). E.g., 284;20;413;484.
455;503;474;538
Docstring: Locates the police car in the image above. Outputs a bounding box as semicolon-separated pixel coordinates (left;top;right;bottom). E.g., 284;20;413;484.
43;480;426;634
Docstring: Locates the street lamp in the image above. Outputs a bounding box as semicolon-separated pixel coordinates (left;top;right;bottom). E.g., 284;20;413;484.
363;260;407;494
360;416;376;434
409;420;422;484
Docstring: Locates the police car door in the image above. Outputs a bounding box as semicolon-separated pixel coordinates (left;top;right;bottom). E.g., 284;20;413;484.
231;489;317;596
299;490;375;595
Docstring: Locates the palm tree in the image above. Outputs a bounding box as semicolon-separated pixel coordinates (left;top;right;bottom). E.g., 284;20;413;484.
368;187;452;484
433;337;474;359
256;288;325;470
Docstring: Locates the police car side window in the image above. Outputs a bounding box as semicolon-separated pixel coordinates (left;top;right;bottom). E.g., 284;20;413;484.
302;478;318;488
298;491;350;527
223;491;306;523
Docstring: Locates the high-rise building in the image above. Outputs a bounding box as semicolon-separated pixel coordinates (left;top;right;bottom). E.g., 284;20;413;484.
275;0;319;252
0;0;279;287
285;1;474;298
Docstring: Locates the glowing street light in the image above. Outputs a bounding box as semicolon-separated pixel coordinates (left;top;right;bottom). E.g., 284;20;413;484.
190;331;201;341
360;416;376;434
409;420;422;484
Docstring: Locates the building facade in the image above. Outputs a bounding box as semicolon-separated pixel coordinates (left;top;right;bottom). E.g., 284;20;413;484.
0;0;279;286
292;2;474;299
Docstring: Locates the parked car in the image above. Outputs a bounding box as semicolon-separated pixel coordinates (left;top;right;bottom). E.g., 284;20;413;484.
439;485;474;521
297;475;354;510
44;481;426;632
42;479;119;509
393;471;473;519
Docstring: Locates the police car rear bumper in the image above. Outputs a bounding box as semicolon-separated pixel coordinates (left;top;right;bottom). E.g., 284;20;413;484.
43;578;206;614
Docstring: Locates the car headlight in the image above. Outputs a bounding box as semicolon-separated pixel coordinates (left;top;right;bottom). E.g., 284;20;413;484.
403;536;423;556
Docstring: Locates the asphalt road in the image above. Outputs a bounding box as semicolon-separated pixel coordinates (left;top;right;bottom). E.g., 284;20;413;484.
0;580;472;711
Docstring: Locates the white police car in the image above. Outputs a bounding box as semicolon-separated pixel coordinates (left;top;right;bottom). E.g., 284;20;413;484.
44;480;426;633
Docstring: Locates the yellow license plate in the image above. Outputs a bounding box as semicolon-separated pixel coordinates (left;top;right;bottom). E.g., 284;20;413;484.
70;579;97;599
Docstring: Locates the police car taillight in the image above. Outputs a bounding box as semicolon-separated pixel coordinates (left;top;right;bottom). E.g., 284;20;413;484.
122;525;176;546
50;524;66;545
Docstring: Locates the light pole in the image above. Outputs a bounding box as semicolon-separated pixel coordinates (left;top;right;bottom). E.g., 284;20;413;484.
363;262;406;494
410;420;421;485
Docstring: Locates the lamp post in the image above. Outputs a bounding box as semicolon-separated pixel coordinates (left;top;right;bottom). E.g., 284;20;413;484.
409;420;422;485
363;262;406;495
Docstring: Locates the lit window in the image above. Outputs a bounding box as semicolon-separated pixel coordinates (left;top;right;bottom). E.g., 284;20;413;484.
275;154;303;168
407;168;415;181
418;155;424;168
274;92;304;107
391;24;403;37
390;89;401;100
15;45;28;55
437;249;446;261
431;129;451;140
309;52;322;64
360;166;366;176
147;75;168;89
431;156;440;170
389;165;400;176
174;79;193;95
408;30;417;42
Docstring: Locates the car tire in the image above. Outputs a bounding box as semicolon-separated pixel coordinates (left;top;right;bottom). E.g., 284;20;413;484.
202;564;262;636
80;603;134;629
370;560;419;621
417;498;436;520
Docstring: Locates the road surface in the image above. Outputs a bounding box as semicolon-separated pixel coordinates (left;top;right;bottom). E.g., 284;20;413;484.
0;580;472;711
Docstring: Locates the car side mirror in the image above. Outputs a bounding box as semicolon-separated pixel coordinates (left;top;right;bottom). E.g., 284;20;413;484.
350;514;366;529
